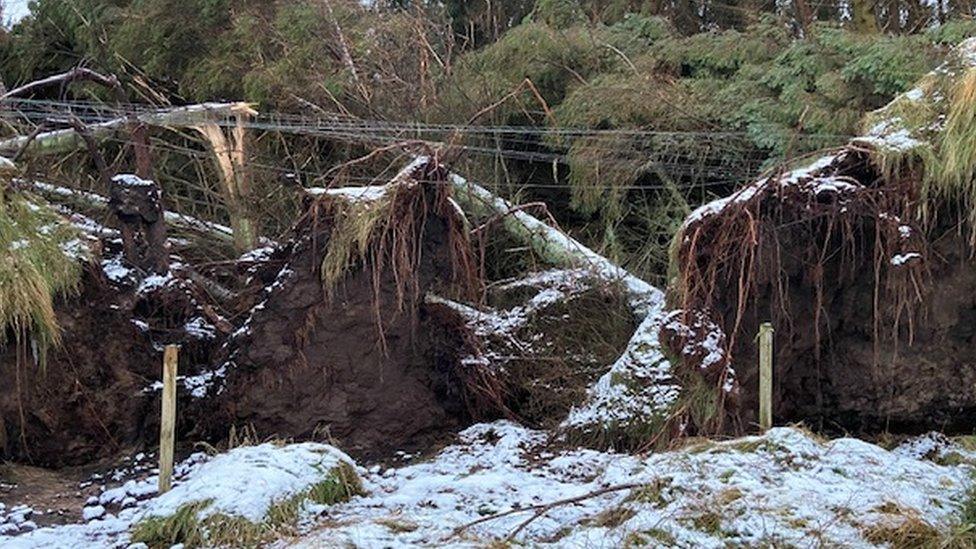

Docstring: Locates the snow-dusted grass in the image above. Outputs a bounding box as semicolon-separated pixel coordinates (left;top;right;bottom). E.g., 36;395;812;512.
130;443;361;547
290;422;975;548
1;424;973;548
561;283;680;449
0;443;362;549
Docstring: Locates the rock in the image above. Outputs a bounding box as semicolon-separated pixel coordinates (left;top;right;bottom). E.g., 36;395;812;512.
82;505;105;521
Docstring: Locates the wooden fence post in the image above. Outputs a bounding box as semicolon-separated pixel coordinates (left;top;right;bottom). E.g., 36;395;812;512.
159;345;178;494
759;323;774;432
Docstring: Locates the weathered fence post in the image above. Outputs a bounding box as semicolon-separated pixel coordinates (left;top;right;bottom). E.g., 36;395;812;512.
159;345;178;494
759;323;774;431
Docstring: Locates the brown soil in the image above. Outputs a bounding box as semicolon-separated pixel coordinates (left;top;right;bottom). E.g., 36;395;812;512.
672;149;976;435
750;229;976;434
202;191;475;460
0;256;227;468
0;266;161;467
0;464;89;527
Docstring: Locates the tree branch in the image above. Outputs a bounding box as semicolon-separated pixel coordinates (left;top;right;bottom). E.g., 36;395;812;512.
1;67;123;101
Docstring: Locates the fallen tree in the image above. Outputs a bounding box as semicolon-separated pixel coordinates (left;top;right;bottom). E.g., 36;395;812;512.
444;167;681;449
28;181;236;244
0;95;260;252
448;169;660;316
665;37;976;437
192;157;483;457
0;174;235;466
0;102;251;158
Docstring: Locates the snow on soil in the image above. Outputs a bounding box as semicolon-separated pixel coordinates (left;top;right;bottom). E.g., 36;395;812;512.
142;443;354;523
562;312;679;433
0;424;971;548
433;268;603;340
429;267;681;432
890;252;923;266
0;444;353;548
0;505;37;536
290;422;971;548
100;257;133;284
684;153;845;227
144;365;227;398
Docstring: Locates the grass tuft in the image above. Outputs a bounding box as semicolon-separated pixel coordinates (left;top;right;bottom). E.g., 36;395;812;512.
0;186;85;362
307;461;364;505
130;462;363;548
130;500;212;548
318;187;395;293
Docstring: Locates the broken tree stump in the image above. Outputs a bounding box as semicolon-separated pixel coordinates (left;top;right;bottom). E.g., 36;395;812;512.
109;174;169;274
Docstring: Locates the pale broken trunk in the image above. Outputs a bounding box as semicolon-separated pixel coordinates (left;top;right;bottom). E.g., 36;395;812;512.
0;101;260;252
0;102;249;157
191;105;259;253
448;171;659;314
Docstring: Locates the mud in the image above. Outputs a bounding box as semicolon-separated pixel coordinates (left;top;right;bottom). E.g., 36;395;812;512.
678;150;976;434
0;256;226;467
0;266;160;467
0;464;89;528
205;192;475;459
758;229;976;434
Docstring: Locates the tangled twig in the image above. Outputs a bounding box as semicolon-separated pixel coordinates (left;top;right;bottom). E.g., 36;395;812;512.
448;482;644;543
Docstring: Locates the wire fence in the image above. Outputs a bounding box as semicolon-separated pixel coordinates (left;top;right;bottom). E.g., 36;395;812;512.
1;98;847;192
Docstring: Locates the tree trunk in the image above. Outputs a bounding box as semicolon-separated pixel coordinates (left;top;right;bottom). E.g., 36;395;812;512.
0;102;251;157
852;0;879;33
447;170;661;316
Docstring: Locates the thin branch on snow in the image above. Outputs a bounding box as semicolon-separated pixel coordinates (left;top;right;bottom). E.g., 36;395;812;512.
449;482;645;542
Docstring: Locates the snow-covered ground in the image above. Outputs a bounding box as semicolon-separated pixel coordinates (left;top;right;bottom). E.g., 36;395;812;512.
0;443;355;548
292;423;973;548
1;422;972;548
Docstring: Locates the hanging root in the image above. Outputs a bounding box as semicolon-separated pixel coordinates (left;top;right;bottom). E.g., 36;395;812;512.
310;154;481;352
665;148;929;437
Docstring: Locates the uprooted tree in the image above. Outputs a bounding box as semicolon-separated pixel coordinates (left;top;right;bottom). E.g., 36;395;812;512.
9;34;976;469
0;140;655;465
664;36;976;437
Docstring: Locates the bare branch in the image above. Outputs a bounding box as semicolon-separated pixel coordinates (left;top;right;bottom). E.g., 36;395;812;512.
449;483;644;541
1;67;123;101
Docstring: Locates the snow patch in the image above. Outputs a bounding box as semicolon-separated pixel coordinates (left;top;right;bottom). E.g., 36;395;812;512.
290;423;971;547
142;443;355;523
891;252;922;266
101;257;134;284
307;185;390;202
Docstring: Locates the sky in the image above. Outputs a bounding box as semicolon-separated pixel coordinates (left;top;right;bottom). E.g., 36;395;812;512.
3;0;30;27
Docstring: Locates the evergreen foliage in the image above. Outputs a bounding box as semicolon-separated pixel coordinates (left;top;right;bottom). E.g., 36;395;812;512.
3;0;976;282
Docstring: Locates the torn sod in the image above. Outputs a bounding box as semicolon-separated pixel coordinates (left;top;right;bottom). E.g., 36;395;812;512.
131;443;361;548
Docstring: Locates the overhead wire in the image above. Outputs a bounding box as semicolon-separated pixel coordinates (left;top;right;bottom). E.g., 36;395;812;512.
2;98;846;195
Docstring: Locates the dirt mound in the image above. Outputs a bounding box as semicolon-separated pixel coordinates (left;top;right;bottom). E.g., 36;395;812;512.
201;159;480;458
666;143;976;436
0;256;226;467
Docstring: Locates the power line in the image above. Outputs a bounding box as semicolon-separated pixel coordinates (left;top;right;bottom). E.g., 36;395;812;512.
1;98;855;140
5;99;844;197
